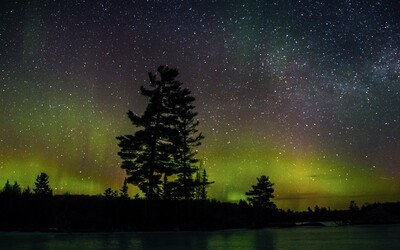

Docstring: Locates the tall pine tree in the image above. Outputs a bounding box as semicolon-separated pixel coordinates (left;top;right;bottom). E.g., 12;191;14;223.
117;66;180;200
117;66;208;201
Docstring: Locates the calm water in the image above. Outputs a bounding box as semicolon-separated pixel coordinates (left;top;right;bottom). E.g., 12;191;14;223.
1;224;399;249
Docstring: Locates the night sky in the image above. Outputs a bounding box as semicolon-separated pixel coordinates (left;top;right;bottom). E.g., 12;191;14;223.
1;0;399;210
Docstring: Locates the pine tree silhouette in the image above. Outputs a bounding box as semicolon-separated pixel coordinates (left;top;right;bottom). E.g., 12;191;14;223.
117;66;206;201
33;172;52;196
104;188;118;197
120;178;129;198
245;175;275;209
117;66;182;199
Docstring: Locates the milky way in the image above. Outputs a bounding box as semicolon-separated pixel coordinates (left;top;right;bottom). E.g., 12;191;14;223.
1;0;399;210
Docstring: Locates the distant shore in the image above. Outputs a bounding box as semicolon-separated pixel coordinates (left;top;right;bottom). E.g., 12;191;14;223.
0;194;399;232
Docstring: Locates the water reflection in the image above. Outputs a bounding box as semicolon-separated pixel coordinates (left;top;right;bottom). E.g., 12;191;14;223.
1;225;399;250
207;229;276;249
0;230;276;250
98;230;277;250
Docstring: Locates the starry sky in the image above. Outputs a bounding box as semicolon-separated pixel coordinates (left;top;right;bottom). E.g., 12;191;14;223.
1;0;399;210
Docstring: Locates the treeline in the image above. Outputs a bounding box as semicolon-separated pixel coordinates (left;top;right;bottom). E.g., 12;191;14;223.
0;194;270;232
0;170;280;232
1;192;399;232
0;173;267;231
282;201;400;226
0;175;399;231
0;172;52;198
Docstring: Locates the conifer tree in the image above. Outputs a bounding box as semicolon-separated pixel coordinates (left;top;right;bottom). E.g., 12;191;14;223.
117;66;208;201
117;66;180;200
104;187;118;197
199;169;212;200
194;167;213;201
200;169;213;200
33;172;52;196
120;178;129;198
2;180;12;196
12;181;21;195
245;175;275;209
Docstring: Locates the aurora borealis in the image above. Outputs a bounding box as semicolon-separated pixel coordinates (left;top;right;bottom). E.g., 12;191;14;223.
1;0;399;210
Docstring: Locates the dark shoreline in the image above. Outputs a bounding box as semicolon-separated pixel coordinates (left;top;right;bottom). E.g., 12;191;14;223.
1;195;399;233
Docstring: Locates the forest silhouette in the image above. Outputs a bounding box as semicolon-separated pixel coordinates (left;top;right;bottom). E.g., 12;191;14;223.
1;175;399;232
1;66;399;232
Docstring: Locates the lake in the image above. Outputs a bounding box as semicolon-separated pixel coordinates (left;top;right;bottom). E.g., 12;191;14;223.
1;224;399;249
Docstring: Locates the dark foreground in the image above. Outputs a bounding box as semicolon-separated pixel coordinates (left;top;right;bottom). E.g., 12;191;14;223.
0;195;399;232
1;224;400;250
